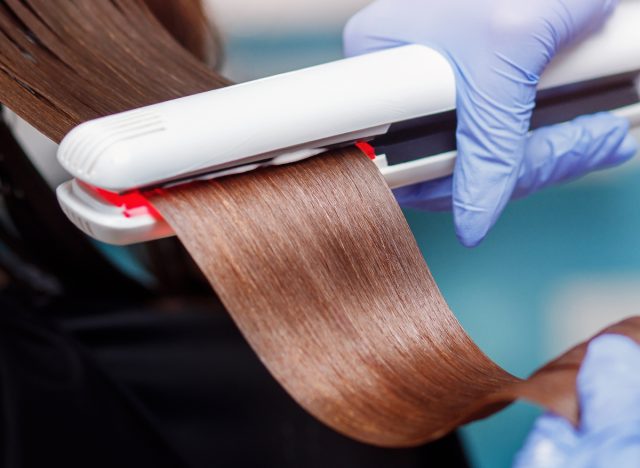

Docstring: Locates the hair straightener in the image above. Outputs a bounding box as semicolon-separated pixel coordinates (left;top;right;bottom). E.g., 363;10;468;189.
56;1;640;245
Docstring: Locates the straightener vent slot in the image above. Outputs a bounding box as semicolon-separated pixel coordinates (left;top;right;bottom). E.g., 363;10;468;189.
60;110;166;176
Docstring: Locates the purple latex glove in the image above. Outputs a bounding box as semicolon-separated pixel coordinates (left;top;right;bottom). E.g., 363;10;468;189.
344;0;638;247
515;334;640;468
393;114;637;211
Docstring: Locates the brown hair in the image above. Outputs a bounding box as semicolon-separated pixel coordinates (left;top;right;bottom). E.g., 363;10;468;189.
142;0;223;67
1;0;639;447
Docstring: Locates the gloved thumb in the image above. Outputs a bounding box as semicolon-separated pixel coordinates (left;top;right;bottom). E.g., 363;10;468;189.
577;334;640;434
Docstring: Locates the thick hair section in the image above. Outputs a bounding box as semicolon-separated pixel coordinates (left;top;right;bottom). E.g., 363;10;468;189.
150;149;640;445
0;0;226;141
143;0;223;66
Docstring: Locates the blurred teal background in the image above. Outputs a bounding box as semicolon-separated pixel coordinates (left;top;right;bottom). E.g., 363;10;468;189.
406;161;640;468
218;13;640;467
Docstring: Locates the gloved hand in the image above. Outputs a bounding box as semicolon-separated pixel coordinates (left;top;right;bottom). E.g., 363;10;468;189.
393;113;636;212
344;0;638;247
515;334;640;468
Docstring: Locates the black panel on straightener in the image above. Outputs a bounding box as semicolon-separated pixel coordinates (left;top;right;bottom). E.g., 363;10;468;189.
377;72;640;166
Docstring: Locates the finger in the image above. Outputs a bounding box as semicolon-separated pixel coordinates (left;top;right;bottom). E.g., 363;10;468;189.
578;335;640;434
452;68;536;247
513;113;637;199
514;413;578;468
393;177;454;212
342;1;406;57
552;0;619;46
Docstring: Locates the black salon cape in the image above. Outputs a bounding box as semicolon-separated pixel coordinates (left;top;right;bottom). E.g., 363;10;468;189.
0;291;469;468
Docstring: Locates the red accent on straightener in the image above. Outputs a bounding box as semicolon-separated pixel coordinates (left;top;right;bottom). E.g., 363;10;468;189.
84;183;163;219
355;141;377;160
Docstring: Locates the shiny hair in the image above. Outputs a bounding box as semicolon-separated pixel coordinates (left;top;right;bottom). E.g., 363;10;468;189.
1;0;638;448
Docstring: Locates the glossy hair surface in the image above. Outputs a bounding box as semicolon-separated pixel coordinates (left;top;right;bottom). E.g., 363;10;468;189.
1;0;638;447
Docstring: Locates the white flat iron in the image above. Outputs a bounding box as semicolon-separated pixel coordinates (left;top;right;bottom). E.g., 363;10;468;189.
56;1;640;245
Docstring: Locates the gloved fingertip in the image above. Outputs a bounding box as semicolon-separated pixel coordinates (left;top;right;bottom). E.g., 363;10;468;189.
580;335;640;386
617;133;639;161
453;208;491;248
572;112;629;137
514;413;577;468
585;114;638;166
453;169;516;248
342;13;367;57
578;334;640;433
452;87;528;248
343;4;407;57
519;113;635;193
581;114;638;168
